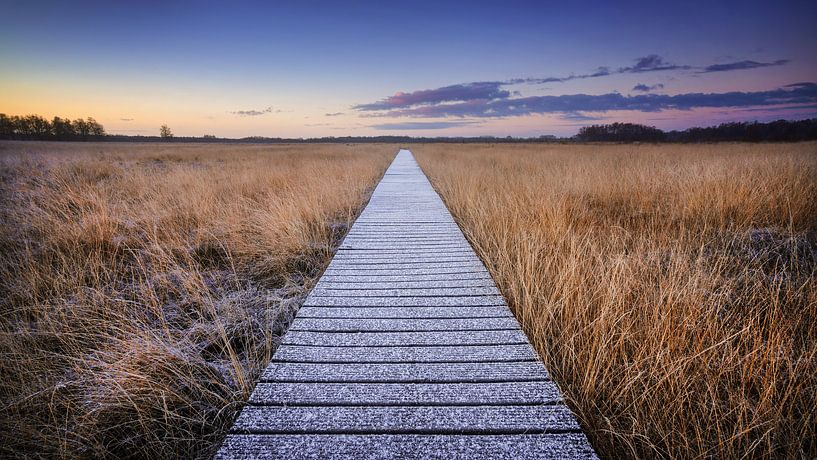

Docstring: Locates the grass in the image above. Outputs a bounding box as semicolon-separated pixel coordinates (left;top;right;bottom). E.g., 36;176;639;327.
0;141;393;458
414;142;817;459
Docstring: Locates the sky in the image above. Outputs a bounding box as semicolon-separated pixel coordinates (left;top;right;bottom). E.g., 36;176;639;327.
1;0;816;138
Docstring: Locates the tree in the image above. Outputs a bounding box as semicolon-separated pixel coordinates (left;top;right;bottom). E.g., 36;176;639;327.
73;118;90;138
0;114;12;138
86;117;105;136
160;125;173;139
576;122;666;142
52;116;75;139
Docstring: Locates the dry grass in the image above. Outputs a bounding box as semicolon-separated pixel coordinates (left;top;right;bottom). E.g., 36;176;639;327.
415;142;817;459
0;141;393;458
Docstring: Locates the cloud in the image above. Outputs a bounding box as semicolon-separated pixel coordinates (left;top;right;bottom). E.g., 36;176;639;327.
560;112;605;121
365;82;817;118
632;83;665;92
353;82;510;111
120;118;134;121
701;59;789;73
522;55;687;85
230;106;277;116
619;54;689;73
325;112;344;116
735;103;817;113
786;82;817;89
521;67;612;85
370;121;481;130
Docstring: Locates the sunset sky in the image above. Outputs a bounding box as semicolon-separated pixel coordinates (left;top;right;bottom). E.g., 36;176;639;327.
2;0;816;138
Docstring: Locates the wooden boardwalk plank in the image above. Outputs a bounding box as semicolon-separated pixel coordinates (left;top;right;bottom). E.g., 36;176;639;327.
217;149;595;459
249;381;562;405
281;330;530;347
216;434;596;460
302;296;505;307
260;362;550;383
296;305;512;319
321;267;491;277
288;317;519;332
272;344;538;363
309;286;501;297
231;405;581;434
320;273;493;282
315;279;497;289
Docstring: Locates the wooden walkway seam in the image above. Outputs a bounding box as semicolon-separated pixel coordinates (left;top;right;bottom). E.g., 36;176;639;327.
216;149;597;459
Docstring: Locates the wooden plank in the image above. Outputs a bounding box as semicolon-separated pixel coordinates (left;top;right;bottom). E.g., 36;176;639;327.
334;249;476;256
281;330;530;347
296;306;512;319
216;434;597;460
288;317;519;332
248;381;562;405
327;258;480;267
319;273;492;282
309;286;501;297
272;344;537;363
329;256;479;264
321;266;490;276
315;279;496;289
230;405;581;434
303;296;505;307
260;361;550;383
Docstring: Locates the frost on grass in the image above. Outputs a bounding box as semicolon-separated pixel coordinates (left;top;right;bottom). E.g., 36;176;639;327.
0;142;392;458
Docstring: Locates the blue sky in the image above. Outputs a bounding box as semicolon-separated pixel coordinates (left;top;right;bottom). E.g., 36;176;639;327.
1;0;816;137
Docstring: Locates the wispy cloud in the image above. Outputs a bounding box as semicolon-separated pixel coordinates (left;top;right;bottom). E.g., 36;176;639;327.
325;112;344;116
353;82;510;111
520;54;689;85
560;112;605;121
230;106;279;116
619;54;689;73
370;121;481;130
632;83;665;92
700;59;789;73
364;82;817;118
120;118;134;121
518;67;612;85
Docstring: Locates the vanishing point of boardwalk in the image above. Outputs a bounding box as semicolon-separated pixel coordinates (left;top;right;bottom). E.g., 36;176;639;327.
217;150;596;459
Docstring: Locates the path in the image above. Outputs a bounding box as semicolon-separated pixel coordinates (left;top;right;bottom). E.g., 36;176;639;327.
216;149;596;459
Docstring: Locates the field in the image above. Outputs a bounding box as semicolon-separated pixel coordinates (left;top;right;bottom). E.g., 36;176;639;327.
414;142;817;458
0;142;393;458
2;141;815;459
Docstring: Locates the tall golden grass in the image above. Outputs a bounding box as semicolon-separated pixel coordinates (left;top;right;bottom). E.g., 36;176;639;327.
0;141;392;458
415;142;817;458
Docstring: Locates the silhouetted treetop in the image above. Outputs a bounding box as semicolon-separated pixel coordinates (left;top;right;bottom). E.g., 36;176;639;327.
0;114;105;140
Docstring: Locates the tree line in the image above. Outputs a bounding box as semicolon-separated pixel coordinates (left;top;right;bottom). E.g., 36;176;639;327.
3;112;816;143
576;119;817;143
0;114;105;140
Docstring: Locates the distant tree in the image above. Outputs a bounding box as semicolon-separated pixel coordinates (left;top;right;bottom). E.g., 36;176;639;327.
202;134;216;139
52;116;75;139
72;118;90;138
576;122;666;142
0;114;12;138
0;113;107;140
160;125;173;139
86;117;105;136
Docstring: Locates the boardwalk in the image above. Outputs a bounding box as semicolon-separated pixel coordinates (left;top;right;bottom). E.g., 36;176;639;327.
217;150;596;459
